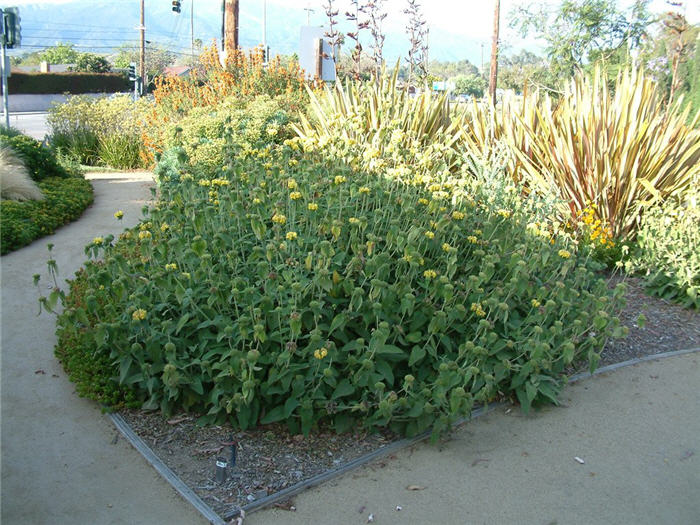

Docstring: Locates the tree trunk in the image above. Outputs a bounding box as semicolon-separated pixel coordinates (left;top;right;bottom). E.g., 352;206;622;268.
224;0;239;52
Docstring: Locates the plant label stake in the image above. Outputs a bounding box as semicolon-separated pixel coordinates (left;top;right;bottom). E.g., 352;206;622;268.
215;456;228;483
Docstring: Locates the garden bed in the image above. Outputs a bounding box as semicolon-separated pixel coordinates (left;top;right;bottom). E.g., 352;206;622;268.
116;276;699;518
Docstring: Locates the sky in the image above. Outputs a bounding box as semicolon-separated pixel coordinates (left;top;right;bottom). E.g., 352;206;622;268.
7;0;700;40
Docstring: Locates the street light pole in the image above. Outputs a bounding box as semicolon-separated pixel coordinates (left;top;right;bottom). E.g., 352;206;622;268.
1;8;9;128
139;0;145;95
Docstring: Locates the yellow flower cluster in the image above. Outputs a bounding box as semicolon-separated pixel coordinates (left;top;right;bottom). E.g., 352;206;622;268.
160;223;170;232
307;202;318;211
497;209;512;219
210;178;230;187
359;186;370;194
290;191;302;200
531;299;541;308
92;237;104;245
452;211;465;220
418;198;429;205
286;231;298;241
313;348;328;359
423;269;437;279
272;213;287;225
558;249;571;259
287;178;298;189
132;308;147;321
334;175;347;184
138;231;152;240
470;302;486;317
348;217;360;225
441;243;452;253
165;263;177;271
580;205;614;247
467;235;478;244
424;231;435;239
114;210;124;219
253;198;262;204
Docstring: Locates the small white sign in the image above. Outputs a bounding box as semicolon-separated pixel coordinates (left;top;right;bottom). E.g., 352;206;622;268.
299;26;336;81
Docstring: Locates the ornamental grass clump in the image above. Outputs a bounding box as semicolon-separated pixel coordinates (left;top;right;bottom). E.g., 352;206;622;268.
462;66;700;241
48;145;624;440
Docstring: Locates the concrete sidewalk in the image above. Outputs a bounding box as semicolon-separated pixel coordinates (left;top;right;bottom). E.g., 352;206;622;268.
250;352;699;525
1;172;206;525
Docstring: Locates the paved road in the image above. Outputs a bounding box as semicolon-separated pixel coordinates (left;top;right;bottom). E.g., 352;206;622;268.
1;172;206;525
6;111;50;140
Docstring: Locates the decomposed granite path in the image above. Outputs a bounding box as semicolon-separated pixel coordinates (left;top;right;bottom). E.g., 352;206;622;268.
1;172;206;525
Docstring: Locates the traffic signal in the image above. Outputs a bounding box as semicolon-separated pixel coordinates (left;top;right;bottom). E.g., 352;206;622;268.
172;1;181;13
3;7;21;49
128;63;136;81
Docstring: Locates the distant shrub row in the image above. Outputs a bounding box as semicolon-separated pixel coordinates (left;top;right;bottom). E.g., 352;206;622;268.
7;72;130;95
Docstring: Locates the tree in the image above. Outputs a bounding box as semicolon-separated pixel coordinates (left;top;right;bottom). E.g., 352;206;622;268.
453;74;487;98
112;43;175;80
71;53;112;73
510;0;653;79
17;43;81;65
498;50;557;93
428;59;479;79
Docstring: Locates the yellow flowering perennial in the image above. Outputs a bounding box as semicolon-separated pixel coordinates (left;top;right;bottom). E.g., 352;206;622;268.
286;231;298;241
452;211;465;220
424;231;435;239
289;191;302;200
92;237;103;245
558;249;571;259
470;302;486;317
423;269;437;279
287;178;298;189
165;263;177;271
132;308;147;321
307;202;318;211
313;348;328;359
114;210;124;219
334;175;347;184
272;213;287;225
359;186;370;194
138;231;152;240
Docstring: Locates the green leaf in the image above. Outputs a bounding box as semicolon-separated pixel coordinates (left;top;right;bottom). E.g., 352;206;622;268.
525;381;538;403
284;397;300;418
408;345;426;366
260;405;286;424
374;359;394;384
328;313;347;335
331;379;355;399
333;413;353;433
176;314;190;334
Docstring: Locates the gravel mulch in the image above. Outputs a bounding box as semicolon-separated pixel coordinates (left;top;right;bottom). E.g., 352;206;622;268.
118;274;699;517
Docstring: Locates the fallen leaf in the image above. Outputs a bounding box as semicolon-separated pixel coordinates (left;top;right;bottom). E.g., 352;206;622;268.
166;416;189;425
406;485;426;491
358;506;366;514
574;457;585;464
367;513;374;523
195;446;223;455
34;369;46;375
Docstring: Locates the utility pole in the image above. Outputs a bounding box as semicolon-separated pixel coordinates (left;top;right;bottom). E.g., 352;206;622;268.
488;0;500;106
223;0;239;52
139;0;145;96
481;42;484;77
1;8;9;128
304;4;314;25
190;0;194;63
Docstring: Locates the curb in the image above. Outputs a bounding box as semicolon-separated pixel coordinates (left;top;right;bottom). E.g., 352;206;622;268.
109;346;700;523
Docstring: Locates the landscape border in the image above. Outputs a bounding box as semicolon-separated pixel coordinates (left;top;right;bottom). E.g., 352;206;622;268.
109;346;700;523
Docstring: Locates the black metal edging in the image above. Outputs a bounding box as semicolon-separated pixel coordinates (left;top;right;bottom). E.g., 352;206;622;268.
110;346;700;523
109;413;226;525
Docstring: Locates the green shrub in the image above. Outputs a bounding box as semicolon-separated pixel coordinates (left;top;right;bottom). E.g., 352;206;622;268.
630;190;700;309
50;146;624;439
8;72;129;94
163;94;297;173
0;128;71;181
47;94;150;168
1;175;94;254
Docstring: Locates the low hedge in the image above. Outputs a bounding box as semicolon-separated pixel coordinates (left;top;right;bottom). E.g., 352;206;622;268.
7;72;129;95
1;176;94;254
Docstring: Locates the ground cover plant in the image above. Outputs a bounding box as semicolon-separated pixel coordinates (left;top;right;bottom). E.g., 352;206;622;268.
47;139;624;440
1;130;93;255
